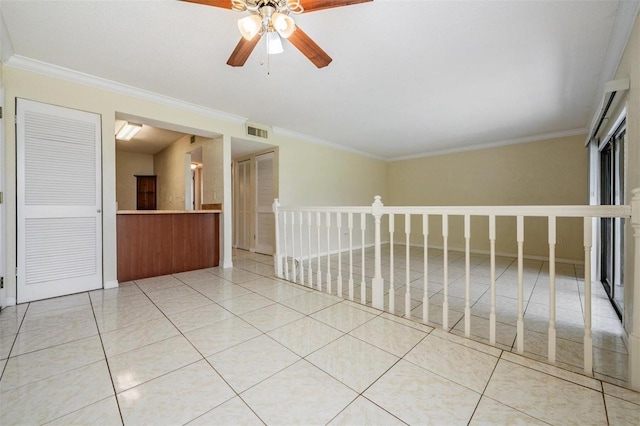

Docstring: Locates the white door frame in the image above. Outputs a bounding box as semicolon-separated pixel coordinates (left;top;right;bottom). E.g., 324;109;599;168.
0;85;5;308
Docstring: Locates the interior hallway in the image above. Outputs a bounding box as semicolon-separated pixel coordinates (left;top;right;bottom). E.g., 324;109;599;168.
0;250;639;425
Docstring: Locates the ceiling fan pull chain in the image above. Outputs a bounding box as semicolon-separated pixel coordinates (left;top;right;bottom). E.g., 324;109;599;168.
266;35;271;75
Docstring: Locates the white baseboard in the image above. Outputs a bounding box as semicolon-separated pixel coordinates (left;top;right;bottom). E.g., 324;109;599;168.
283;241;381;263
6;297;16;306
404;242;585;265
104;280;119;289
281;240;583;266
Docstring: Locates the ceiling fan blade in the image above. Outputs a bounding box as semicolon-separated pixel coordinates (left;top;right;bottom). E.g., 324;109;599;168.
288;26;332;68
227;35;261;67
301;0;372;13
180;0;232;9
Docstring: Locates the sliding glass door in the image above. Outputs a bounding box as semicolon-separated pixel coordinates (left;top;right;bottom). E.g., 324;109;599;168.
599;121;625;318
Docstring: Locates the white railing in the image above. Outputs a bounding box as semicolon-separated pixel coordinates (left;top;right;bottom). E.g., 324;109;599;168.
273;189;640;390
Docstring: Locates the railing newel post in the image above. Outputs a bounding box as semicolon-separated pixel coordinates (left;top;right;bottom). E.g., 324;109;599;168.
371;195;385;310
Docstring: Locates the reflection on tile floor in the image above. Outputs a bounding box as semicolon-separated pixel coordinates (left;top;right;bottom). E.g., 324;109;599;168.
0;248;638;425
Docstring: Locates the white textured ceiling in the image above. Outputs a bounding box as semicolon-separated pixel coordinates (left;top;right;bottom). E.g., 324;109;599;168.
1;0;635;159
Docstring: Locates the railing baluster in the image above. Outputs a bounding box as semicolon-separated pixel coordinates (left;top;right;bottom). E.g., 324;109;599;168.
283;211;290;281
273;200;282;278
516;215;525;354
405;213;412;318
489;214;496;346
307;211;313;287
326;212;332;294
548;215;557;363
389;213;395;314
360;213;366;304
442;214;449;329
464;214;471;338
299;211;304;286
316;211;322;291
290;211;296;283
422;214;429;324
337;213;343;297
583;217;593;375
348;213;354;301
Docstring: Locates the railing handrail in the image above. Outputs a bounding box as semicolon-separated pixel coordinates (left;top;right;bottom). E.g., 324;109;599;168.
277;203;631;218
277;206;370;213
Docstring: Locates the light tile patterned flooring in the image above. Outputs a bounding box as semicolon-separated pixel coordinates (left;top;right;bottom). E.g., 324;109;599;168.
309;245;630;386
0;248;637;425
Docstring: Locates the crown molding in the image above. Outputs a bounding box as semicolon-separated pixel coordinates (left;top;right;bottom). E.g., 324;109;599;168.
388;128;588;162
4;55;248;125
272;126;386;161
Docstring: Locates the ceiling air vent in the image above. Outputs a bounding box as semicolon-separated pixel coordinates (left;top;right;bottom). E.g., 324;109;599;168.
247;125;268;139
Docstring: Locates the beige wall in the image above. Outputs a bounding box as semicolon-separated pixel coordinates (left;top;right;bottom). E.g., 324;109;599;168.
202;137;224;205
387;134;588;260
115;151;154;210
614;16;640;331
278;140;387;206
154;135;224;210
154;135;189;210
1;65;388;303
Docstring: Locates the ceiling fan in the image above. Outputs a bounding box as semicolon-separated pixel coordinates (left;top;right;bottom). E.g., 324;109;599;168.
182;0;372;68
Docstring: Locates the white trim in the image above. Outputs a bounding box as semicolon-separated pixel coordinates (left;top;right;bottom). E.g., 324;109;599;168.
222;135;234;269
104;280;118;289
272;126;386;161
282;240;585;269
282;241;381;264
406;242;586;266
389;128;588;162
5;55;248;125
6;297;16;307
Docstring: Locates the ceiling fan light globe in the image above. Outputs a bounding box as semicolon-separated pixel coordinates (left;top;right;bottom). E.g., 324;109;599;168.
266;31;284;54
272;12;295;39
237;15;262;40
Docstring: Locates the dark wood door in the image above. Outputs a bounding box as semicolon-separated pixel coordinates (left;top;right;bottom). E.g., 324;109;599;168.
136;175;157;210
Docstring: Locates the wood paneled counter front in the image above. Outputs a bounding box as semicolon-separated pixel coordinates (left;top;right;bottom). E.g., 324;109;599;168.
117;210;220;282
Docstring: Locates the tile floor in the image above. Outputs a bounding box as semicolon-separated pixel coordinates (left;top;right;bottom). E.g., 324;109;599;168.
296;244;630;386
0;248;638;425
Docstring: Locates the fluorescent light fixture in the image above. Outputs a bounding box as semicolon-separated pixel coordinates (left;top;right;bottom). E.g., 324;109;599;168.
116;122;142;141
267;31;283;54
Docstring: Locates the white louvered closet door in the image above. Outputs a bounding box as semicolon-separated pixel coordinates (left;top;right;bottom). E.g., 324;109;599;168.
236;159;251;250
17;99;102;303
254;152;275;255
